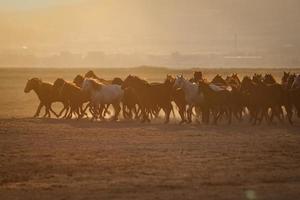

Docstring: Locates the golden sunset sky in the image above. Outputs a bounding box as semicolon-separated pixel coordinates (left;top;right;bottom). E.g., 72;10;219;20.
0;0;299;55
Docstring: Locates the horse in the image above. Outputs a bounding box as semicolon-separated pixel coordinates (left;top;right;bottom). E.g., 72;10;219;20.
122;87;140;120
211;74;228;86
53;78;89;119
225;73;244;121
189;71;203;83
241;76;287;125
252;73;263;84
281;72;296;89
122;75;173;123
73;74;85;87
112;77;123;85
82;78;124;121
165;75;187;124
292;75;300;89
263;74;277;84
173;75;205;123
85;70;112;85
198;81;233;124
24;78;59;118
226;73;241;90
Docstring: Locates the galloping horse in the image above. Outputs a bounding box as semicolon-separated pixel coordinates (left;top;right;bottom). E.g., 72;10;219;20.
82;78;124;121
173;75;205;123
24;78;59;118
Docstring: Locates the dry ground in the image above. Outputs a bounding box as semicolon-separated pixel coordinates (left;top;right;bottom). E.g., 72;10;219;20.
0;118;300;200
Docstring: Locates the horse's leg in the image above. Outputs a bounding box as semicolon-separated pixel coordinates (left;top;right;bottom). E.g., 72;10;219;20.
227;107;232;125
34;102;43;118
98;104;105;120
44;104;51;118
252;108;258;125
274;106;284;124
103;104;111;116
42;106;48;118
212;108;219;125
187;105;193;123
66;106;73;119
178;105;186;124
113;103;119;121
63;106;70;119
285;104;293;125
49;105;58;118
163;103;172;124
58;102;68;118
140;106;147;123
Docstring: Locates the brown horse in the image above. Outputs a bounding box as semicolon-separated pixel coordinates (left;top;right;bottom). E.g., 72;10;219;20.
199;81;233;125
241;76;287;125
122;75;173;123
166;75;187;124
189;71;203;83
225;73;243;121
263;74;277;84
211;74;228;86
53;78;89;119
24;78;59;118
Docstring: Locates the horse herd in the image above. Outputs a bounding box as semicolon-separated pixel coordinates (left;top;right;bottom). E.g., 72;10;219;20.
24;70;300;125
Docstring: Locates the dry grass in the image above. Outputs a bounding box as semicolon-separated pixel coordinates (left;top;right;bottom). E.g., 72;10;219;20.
1;67;300;199
0;118;300;199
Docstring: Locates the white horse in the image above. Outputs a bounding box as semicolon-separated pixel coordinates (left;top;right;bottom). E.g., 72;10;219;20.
82;78;124;120
173;75;205;123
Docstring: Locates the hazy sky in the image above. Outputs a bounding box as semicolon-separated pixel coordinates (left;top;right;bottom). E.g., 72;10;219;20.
0;0;299;55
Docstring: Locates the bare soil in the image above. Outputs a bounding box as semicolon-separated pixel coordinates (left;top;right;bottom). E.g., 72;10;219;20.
0;118;300;200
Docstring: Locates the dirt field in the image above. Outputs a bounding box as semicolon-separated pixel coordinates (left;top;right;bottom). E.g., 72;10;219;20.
1;118;300;200
1;67;300;199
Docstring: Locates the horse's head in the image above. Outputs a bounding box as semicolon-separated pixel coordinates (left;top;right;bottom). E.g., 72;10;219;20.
24;78;42;93
122;75;134;89
252;73;263;84
165;74;175;85
282;71;290;84
122;75;147;90
241;76;253;92
73;74;84;87
193;71;202;81
53;78;66;90
173;75;185;89
112;77;123;86
212;74;226;85
263;74;276;84
85;70;98;79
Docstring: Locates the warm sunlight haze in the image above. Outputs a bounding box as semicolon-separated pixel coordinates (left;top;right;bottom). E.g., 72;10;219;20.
0;1;300;200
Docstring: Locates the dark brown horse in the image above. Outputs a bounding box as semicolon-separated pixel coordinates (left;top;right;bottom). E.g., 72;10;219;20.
241;76;288;125
166;75;187;124
53;78;89;119
211;74;228;86
199;81;233;124
189;71;203;83
122;75;173;123
24;78;59;118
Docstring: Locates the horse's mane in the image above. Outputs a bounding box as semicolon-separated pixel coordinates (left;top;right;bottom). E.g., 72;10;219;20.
86;78;104;89
129;75;149;86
